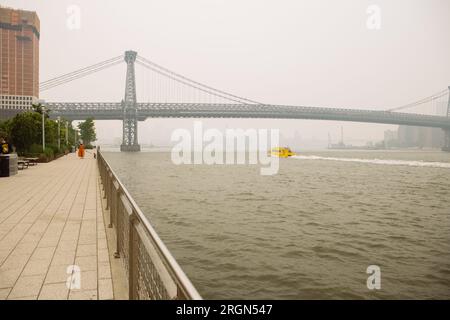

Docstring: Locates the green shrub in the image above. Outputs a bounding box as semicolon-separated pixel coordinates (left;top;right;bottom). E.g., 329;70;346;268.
47;144;60;156
29;143;43;154
44;147;54;158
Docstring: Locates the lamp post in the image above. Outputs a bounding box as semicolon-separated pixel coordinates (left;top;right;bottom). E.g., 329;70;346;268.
57;116;61;151
65;121;69;145
42;106;45;152
38;100;46;152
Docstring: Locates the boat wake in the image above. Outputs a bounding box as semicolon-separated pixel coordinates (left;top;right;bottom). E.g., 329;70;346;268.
292;155;450;169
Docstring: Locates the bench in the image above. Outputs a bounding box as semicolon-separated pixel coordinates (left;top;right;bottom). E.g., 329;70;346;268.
18;159;29;170
24;157;38;166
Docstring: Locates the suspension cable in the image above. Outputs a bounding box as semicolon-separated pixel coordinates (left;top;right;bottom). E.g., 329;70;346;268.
135;60;253;104
136;55;261;104
40;55;123;86
387;88;449;112
40;55;124;90
40;60;123;92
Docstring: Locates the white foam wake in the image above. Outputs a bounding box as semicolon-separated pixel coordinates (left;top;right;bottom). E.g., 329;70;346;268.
292;155;450;168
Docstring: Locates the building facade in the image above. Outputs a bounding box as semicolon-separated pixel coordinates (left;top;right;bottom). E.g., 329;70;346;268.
397;125;444;149
0;6;40;119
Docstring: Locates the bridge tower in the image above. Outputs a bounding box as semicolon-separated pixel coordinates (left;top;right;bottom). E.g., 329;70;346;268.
443;86;450;152
120;50;141;152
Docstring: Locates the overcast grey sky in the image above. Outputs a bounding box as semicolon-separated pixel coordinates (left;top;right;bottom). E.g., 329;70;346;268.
4;0;450;146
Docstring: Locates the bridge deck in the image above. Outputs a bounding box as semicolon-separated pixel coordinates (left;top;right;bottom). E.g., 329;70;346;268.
0;153;127;300
47;102;450;129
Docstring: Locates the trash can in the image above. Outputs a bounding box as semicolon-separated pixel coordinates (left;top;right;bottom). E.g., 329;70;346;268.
0;153;18;177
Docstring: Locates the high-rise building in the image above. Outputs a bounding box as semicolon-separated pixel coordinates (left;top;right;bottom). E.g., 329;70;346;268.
0;6;40;119
398;125;444;149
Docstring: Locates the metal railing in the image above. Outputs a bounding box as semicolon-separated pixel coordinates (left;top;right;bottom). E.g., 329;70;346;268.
97;148;202;300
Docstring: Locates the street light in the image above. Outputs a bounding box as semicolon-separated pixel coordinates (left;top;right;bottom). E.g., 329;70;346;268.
42;106;45;152
38;100;46;152
57;116;61;151
65;121;69;145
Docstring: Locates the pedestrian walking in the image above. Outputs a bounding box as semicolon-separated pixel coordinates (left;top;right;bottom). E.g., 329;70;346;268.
78;143;85;158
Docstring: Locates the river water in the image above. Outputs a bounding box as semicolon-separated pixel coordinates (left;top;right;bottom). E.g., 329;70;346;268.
103;150;450;299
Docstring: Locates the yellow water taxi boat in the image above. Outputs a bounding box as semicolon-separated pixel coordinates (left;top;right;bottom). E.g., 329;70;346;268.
269;147;296;158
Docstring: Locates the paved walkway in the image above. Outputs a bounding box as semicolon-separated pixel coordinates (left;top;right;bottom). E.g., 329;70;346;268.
0;153;123;300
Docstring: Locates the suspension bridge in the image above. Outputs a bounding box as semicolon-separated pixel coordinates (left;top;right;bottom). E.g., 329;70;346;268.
39;50;450;151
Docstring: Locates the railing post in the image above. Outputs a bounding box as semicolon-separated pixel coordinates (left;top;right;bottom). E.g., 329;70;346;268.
114;189;122;259
104;168;109;201
102;161;106;192
105;171;111;210
109;173;113;208
114;186;124;259
128;213;138;299
109;180;115;228
102;166;105;193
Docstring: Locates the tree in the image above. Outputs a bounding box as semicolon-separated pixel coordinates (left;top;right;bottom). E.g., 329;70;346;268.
9;112;42;152
32;103;50;117
66;121;77;148
78;118;96;146
45;119;59;148
0;119;11;140
3;109;72;155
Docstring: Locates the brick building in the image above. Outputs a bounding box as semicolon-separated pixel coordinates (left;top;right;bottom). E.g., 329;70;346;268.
0;6;40;119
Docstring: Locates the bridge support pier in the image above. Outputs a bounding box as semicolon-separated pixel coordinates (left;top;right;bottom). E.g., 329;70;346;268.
443;129;450;152
120;103;140;152
120;50;141;152
120;144;141;152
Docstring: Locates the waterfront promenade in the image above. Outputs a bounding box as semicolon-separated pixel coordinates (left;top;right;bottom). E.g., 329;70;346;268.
0;153;126;300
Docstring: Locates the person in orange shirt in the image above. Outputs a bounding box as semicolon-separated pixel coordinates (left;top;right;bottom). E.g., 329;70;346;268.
78;143;85;158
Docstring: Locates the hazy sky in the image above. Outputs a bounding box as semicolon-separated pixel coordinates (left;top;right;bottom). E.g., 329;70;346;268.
4;0;450;146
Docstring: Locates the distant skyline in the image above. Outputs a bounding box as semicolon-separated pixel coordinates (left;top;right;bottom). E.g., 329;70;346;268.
3;0;450;147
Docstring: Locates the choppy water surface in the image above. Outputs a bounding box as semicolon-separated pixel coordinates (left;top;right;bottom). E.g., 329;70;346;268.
104;150;450;299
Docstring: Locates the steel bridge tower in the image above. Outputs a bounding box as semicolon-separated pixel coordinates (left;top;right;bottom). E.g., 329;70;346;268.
120;50;141;152
444;86;450;152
